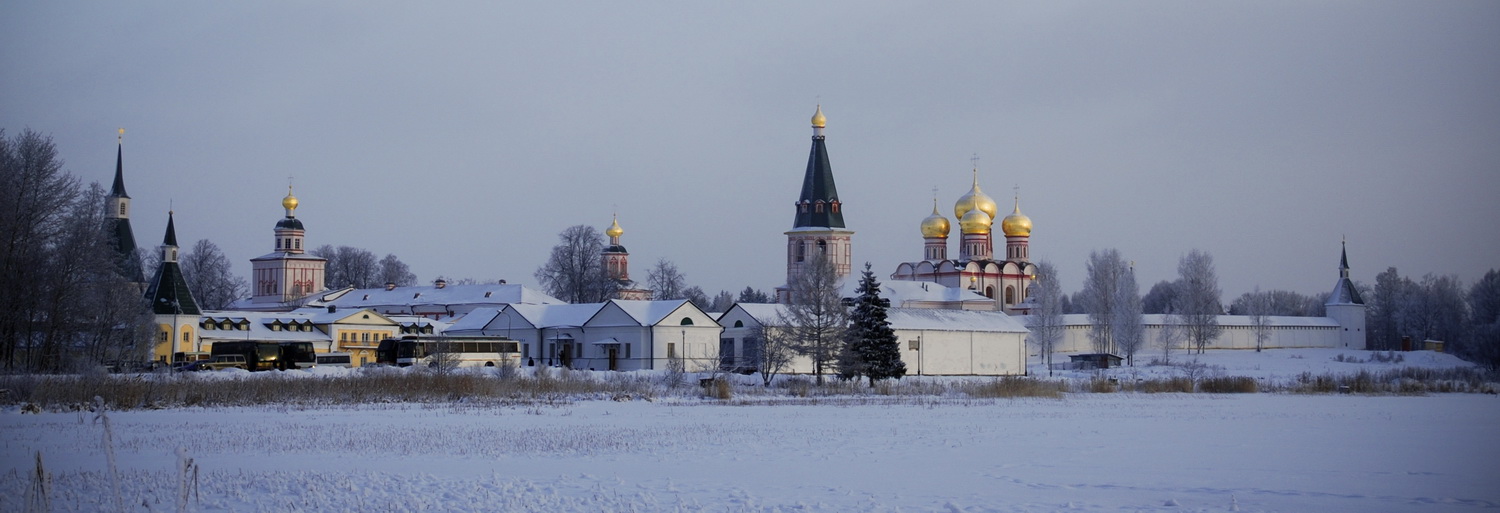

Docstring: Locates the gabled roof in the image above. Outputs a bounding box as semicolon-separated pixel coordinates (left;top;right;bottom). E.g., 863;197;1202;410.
602;299;700;326
506;303;603;329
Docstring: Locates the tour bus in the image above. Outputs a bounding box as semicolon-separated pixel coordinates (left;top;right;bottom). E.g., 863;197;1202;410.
210;341;318;371
375;336;521;368
315;352;353;368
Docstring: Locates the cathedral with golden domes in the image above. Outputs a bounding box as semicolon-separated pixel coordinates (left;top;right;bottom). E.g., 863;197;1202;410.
891;168;1038;314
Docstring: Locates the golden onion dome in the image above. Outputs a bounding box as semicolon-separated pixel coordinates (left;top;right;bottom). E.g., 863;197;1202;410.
282;186;299;213
953;169;998;221
1000;198;1032;237
920;200;950;238
811;104;826;128
606;217;624;238
959;207;992;235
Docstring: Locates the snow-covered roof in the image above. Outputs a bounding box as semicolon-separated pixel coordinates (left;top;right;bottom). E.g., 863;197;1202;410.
315;283;563;310
886;308;1030;333
1327;277;1364;305
508;303;606;329
607;299;695;326
725;303;789;325
843;280;994;306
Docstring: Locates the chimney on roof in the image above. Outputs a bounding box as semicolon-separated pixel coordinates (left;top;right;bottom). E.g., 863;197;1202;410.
385;282;396;291
435;279;447;289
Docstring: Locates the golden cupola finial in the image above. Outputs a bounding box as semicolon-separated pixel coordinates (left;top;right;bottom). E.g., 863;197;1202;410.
953;167;997;222
1000;194;1032;237
282;185;299;214
920;198;950;238
606;215;624;238
811;104;826;128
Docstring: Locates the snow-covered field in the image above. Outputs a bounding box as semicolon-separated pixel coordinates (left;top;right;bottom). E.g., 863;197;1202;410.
4;349;1498;512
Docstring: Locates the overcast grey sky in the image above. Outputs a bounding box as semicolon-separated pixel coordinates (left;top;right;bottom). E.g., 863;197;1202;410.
4;2;1497;301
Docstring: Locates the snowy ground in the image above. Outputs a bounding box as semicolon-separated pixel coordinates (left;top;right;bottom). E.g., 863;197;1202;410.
3;349;1497;512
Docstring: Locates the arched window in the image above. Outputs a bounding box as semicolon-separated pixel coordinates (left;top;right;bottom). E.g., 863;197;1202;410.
680;317;694;326
817;240;827;254
734;320;744;328
795;241;805;262
985;286;994;299
1005;286;1016;304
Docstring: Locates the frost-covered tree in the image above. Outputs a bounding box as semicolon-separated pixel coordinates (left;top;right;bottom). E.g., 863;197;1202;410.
784;253;847;385
1025;260;1066;376
1157;313;1184;365
708;290;735;312
180;239;248;310
533;225;618;303
1080;249;1129;354
376;254;417;287
681;286;711;311
1464;270;1500;371
840;263;904;386
1229;289;1324;317
1141;280;1180;314
1175;249;1222;354
1367;267;1411;351
1113;264;1145;366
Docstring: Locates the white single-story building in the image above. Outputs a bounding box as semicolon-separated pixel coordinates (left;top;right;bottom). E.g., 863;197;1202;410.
444;299;722;371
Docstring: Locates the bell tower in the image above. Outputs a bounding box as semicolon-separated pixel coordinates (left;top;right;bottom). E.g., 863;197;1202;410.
777;105;854;302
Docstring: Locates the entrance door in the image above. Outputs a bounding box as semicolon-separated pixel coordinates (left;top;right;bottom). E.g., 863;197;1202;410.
607;347;618;371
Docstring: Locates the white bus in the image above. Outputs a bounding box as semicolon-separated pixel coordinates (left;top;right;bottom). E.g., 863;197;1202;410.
377;336;521;368
315;352;353;367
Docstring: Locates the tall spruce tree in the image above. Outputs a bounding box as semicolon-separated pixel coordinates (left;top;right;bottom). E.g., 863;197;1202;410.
843;263;905;386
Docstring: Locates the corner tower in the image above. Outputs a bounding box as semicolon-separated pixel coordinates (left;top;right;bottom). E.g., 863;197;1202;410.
250;187;327;304
1325;240;1367;349
104;129;145;285
143;211;202;361
778;105;854;302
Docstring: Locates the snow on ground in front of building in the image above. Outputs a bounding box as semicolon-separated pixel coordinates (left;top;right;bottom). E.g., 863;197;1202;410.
3;348;1496;512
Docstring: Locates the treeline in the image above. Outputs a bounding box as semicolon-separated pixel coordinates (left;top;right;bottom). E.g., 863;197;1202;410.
0;129;152;372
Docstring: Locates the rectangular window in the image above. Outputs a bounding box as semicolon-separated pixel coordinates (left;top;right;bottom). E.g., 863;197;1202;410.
667;342;677;359
625;343;631;358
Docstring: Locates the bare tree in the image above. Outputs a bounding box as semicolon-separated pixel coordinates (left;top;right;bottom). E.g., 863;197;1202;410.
1113;264;1145;366
681;286;710;310
783;254;847;385
1176;249;1222;354
1157;313;1183;365
312;245;380;289
646;258;688;300
180;239;248;310
1080;249;1129;354
1229;289;1324;317
377;254;417;287
0;129;81;370
1026;260;1066;376
1247;286;1271;352
533;225;618;303
751;317;796;387
426;336;463;375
